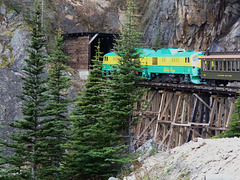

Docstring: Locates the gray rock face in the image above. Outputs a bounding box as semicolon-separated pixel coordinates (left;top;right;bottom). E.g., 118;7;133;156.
142;0;240;51
141;0;175;48
10;29;29;71
0;9;28;142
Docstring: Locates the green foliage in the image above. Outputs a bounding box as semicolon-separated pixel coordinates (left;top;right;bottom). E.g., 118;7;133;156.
217;95;240;138
35;29;71;179
166;168;171;173
65;41;128;179
104;0;147;153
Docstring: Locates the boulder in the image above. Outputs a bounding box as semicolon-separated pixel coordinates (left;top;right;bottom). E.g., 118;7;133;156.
108;177;120;180
136;139;158;162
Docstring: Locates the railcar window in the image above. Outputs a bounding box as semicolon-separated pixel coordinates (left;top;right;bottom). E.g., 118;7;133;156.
214;61;217;71
223;61;226;71
237;61;240;71
233;61;237;71
104;57;108;61
211;61;214;70
152;57;158;65
162;57;166;62
185;57;190;63
218;61;222;71
207;61;211;70
227;61;233;71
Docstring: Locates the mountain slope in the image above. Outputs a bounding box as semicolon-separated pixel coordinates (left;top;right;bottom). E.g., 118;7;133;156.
124;138;240;180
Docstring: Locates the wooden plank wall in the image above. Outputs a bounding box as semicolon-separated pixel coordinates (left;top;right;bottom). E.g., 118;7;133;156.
133;90;236;151
64;36;90;70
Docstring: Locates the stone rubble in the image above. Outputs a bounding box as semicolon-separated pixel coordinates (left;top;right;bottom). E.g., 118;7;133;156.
124;137;240;180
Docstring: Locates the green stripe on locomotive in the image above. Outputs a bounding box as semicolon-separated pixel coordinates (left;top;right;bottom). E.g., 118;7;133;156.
142;65;202;84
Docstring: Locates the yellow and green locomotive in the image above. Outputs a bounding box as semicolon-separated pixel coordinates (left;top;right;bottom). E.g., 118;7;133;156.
103;47;204;84
102;48;240;85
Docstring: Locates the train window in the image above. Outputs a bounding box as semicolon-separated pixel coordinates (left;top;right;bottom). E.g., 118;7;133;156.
223;61;226;71
207;61;211;70
104;57;108;62
162;58;166;62
227;61;231;71
211;61;214;70
233;61;237;71
152;57;158;65
193;57;198;61
218;61;222;71
215;61;218;71
236;61;239;71
185;57;190;63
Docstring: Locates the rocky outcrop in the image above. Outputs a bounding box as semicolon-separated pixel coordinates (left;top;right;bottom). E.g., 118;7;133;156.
3;0;240;51
174;0;240;51
142;0;240;51
0;3;29;140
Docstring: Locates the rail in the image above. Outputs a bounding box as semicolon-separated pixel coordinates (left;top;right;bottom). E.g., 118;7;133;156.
137;82;240;96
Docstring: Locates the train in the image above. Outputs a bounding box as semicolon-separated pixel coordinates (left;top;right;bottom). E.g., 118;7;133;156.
102;47;240;86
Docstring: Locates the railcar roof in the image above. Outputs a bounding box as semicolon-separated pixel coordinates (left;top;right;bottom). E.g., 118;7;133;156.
173;51;204;57
200;55;240;59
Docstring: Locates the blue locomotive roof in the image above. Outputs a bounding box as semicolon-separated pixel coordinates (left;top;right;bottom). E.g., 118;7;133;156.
104;48;155;57
104;52;118;57
138;48;155;57
148;48;182;57
148;48;203;57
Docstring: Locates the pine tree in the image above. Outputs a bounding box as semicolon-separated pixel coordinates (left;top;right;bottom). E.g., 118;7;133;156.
65;41;126;179
0;0;47;179
36;29;71;179
103;0;146;153
219;96;240;137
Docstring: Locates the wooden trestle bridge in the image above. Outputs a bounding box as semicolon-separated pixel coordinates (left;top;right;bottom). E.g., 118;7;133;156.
133;82;239;150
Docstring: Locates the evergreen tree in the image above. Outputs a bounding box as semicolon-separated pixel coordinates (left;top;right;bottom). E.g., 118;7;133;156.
103;0;146;153
219;96;240;137
36;29;71;179
0;0;47;179
65;41;126;179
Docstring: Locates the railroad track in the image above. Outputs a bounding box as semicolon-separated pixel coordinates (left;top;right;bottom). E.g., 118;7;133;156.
138;81;240;96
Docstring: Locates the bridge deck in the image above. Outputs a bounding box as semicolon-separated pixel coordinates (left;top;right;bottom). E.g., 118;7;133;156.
138;82;239;96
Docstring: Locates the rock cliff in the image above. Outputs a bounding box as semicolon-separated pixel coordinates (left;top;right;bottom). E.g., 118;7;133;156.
0;3;29;140
2;0;240;50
